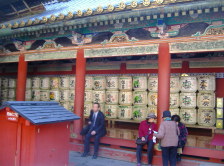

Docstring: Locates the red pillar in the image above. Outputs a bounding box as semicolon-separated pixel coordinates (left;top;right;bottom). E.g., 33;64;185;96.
16;54;27;101
73;48;86;137
157;43;171;126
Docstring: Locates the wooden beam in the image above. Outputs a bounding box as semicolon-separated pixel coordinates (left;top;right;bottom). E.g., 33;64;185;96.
23;0;32;12
10;4;19;16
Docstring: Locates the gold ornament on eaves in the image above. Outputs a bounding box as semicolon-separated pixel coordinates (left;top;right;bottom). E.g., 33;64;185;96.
86;8;93;15
50;15;56;21
58;13;65;20
7;23;12;28
41;16;48;23
19;21;25;27
97;6;103;13
66;12;73;19
26;19;33;26
13;22;19;28
156;0;164;4
77;10;83;16
1;24;6;29
119;2;126;10
107;4;114;12
131;1;138;8
34;18;40;24
143;0;151;6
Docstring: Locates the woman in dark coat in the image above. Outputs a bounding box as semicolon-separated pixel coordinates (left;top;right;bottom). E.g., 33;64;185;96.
136;113;157;166
171;115;188;161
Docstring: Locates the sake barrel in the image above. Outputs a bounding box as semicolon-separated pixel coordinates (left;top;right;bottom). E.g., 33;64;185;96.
170;108;180;116
180;93;196;108
59;76;70;89
198;75;215;92
85;76;93;90
69;102;75;112
119;91;132;106
100;103;105;113
31;77;40;89
84;90;93;102
198;108;215;127
118;105;132;120
197;92;215;108
133;91;147;105
40;90;49;101
148;107;157;116
180;76;197;92
119;76;132;90
170;76;180;93
1;77;8;89
180;109;197;125
148;76;158;92
104;105;118;119
93;76;106;90
40;77;50;90
26;78;32;89
93;90;106;103
8;89;16;99
69;91;75;102
8;78;16;88
69;76;76;89
25;89;32;101
49;90;60;101
148;93;158;107
1;89;8;99
60;101;70;110
170;93;180;108
59;90;70;101
84;102;93;116
133;76;147;91
106;76;119;90
31;90;40;101
133;105;147;121
50;77;59;89
106;90;119;104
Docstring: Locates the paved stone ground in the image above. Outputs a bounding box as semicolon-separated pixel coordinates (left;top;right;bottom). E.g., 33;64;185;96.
69;151;223;166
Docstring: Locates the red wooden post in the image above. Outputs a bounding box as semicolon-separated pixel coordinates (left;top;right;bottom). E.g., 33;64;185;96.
73;48;86;137
157;43;171;126
16;54;27;101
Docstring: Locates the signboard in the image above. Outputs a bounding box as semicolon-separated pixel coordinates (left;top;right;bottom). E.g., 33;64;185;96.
25;50;77;61
84;44;159;58
6;111;19;122
0;55;19;63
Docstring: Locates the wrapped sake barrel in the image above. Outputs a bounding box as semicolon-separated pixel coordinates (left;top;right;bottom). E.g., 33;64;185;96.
198;108;215;127
40;90;49;101
84;90;93;103
69;76;75;89
59;90;70;101
104;105;118;119
40;77;50;90
84;102;93;117
148;76;158;92
31;77;40;89
106;76;119;90
133;76;147;91
1;77;8;89
180;76;197;92
198;75;215;92
119;76;132;90
170;77;180;93
119;91;132;105
170;108;180;116
180;93;196;108
170;93;180;108
197;92;215;108
25;89;32;101
1;89;8;99
31;90;40;101
85;76;93;90
148;107;157;115
59;76;70;89
50;77;59;89
69;102;74;112
26;78;32;89
8;78;16;89
118;105;132;119
93;90;106;103
148;93;158;107
69;91;75;102
93;76;106;90
100;103;105;113
106;90;119;104
60;101;70;110
133;105;147;121
8;89;16;99
49;90;60;101
133;91;147;105
180;109;197;125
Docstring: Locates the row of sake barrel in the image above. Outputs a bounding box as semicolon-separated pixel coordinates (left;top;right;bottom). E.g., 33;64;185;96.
0;77;17;102
60;101;74;112
26;76;75;90
85;75;216;92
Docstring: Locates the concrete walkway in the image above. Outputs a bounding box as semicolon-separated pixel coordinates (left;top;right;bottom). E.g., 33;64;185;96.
69;151;223;166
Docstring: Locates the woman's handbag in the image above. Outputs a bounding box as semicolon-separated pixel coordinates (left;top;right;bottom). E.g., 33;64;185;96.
136;136;148;145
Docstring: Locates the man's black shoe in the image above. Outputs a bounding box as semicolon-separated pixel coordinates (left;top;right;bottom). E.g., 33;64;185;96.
81;152;89;157
92;154;97;159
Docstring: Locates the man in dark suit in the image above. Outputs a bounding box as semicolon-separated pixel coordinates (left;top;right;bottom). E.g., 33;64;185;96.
81;103;106;159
